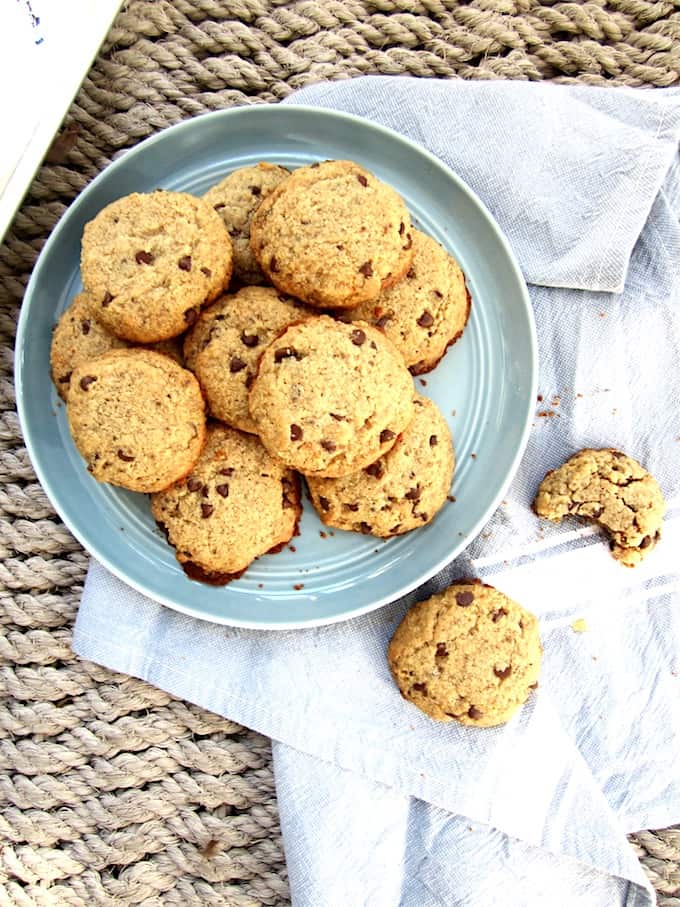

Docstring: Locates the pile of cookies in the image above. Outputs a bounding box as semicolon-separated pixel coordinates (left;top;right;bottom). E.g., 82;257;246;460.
52;160;471;582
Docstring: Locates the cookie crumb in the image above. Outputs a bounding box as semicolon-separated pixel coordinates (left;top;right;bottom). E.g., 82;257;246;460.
570;618;588;633
293;583;304;590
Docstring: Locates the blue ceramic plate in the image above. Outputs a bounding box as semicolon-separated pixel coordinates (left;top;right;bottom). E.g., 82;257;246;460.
15;105;536;629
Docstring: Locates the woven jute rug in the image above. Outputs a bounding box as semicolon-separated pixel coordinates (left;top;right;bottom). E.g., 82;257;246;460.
2;2;679;904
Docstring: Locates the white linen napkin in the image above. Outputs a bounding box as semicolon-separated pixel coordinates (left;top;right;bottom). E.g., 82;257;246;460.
72;78;680;907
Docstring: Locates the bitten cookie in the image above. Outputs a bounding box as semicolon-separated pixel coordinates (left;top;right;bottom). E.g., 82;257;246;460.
183;286;312;434
248;316;415;477
67;349;205;492
347;230;471;375
388;580;542;727
307;395;453;536
250;160;414;309
151;423;301;582
204;163;290;284
81;191;232;343
50;292;129;399
533;448;665;567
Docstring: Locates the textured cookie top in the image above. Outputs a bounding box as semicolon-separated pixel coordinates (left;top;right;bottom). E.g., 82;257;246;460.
533;448;665;567
348;230;471;375
67;349;206;493
50;292;129;399
307;395;454;537
204;163;290;284
81;191;232;343
248;316;415;477
151;424;300;580
250;160;414;309
184;286;313;434
388;581;542;727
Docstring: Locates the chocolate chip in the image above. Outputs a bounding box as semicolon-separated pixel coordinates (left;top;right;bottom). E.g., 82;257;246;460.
592;506;604;518
330;412;345;421
201;266;212;277
216;483;230;498
102;291;114;307
412;682;427;693
407;268;416;279
310;162;321;169
376;315;391;329
135;250;154;265
220;467;234;476
529;682;539;690
187;477;202;492
184;309;198;326
274;347;300;362
79;375;96;391
399;222;405;235
417;310;434;328
456;591;474;607
290;424;303;441
390;523;402;534
213;203;225;211
270;256;278;272
201;503;214;519
250;185;261;195
201;485;210;497
403;233;413;251
245;373;255;390
494;666;512;680
358;261;373;278
318;496;330;512
344;503;359;512
58;371;72;385
380;429;395;443
320;439;336;452
359;521;372;534
357;174;368;187
468;706;483;720
365;462;384;479
491;608;507;622
404;487;421;501
81;319;91;335
435;643;449;657
230;357;246;373
429;435;438;446
117;450;135;462
351;329;366;346
241;331;259;347
178;255;192;271
433;289;443;299
640;535;652;549
229;227;242;238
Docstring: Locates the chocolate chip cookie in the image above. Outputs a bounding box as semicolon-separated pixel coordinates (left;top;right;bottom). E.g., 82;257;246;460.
248;316;415;477
81;191;232;343
184;286;313;434
388;580;542;726
50;292;129;399
533;448;665;567
151;423;301;582
204;162;290;284
347;230;471;374
67;349;206;492
307;395;453;536
250;160;414;309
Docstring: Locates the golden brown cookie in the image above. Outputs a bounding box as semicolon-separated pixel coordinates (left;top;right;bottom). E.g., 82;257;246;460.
307;395;453;536
81;191;232;343
388;580;542;727
533;448;665;567
66;349;205;492
248;316;415;477
183;286;312;434
151;424;301;582
250;160;414;309
50;292;129;399
204;163;290;284
347;230;471;374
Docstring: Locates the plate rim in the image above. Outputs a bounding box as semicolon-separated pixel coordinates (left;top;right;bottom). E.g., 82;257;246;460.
15;103;538;630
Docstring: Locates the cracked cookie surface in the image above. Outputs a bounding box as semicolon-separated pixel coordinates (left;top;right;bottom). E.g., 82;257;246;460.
204;163;290;284
307;395;453;537
81;191;232;343
183;286;313;434
388;580;541;727
248;316;415;478
533;448;665;567
151;423;301;582
250;160;414;309
67;349;206;492
346;230;471;374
